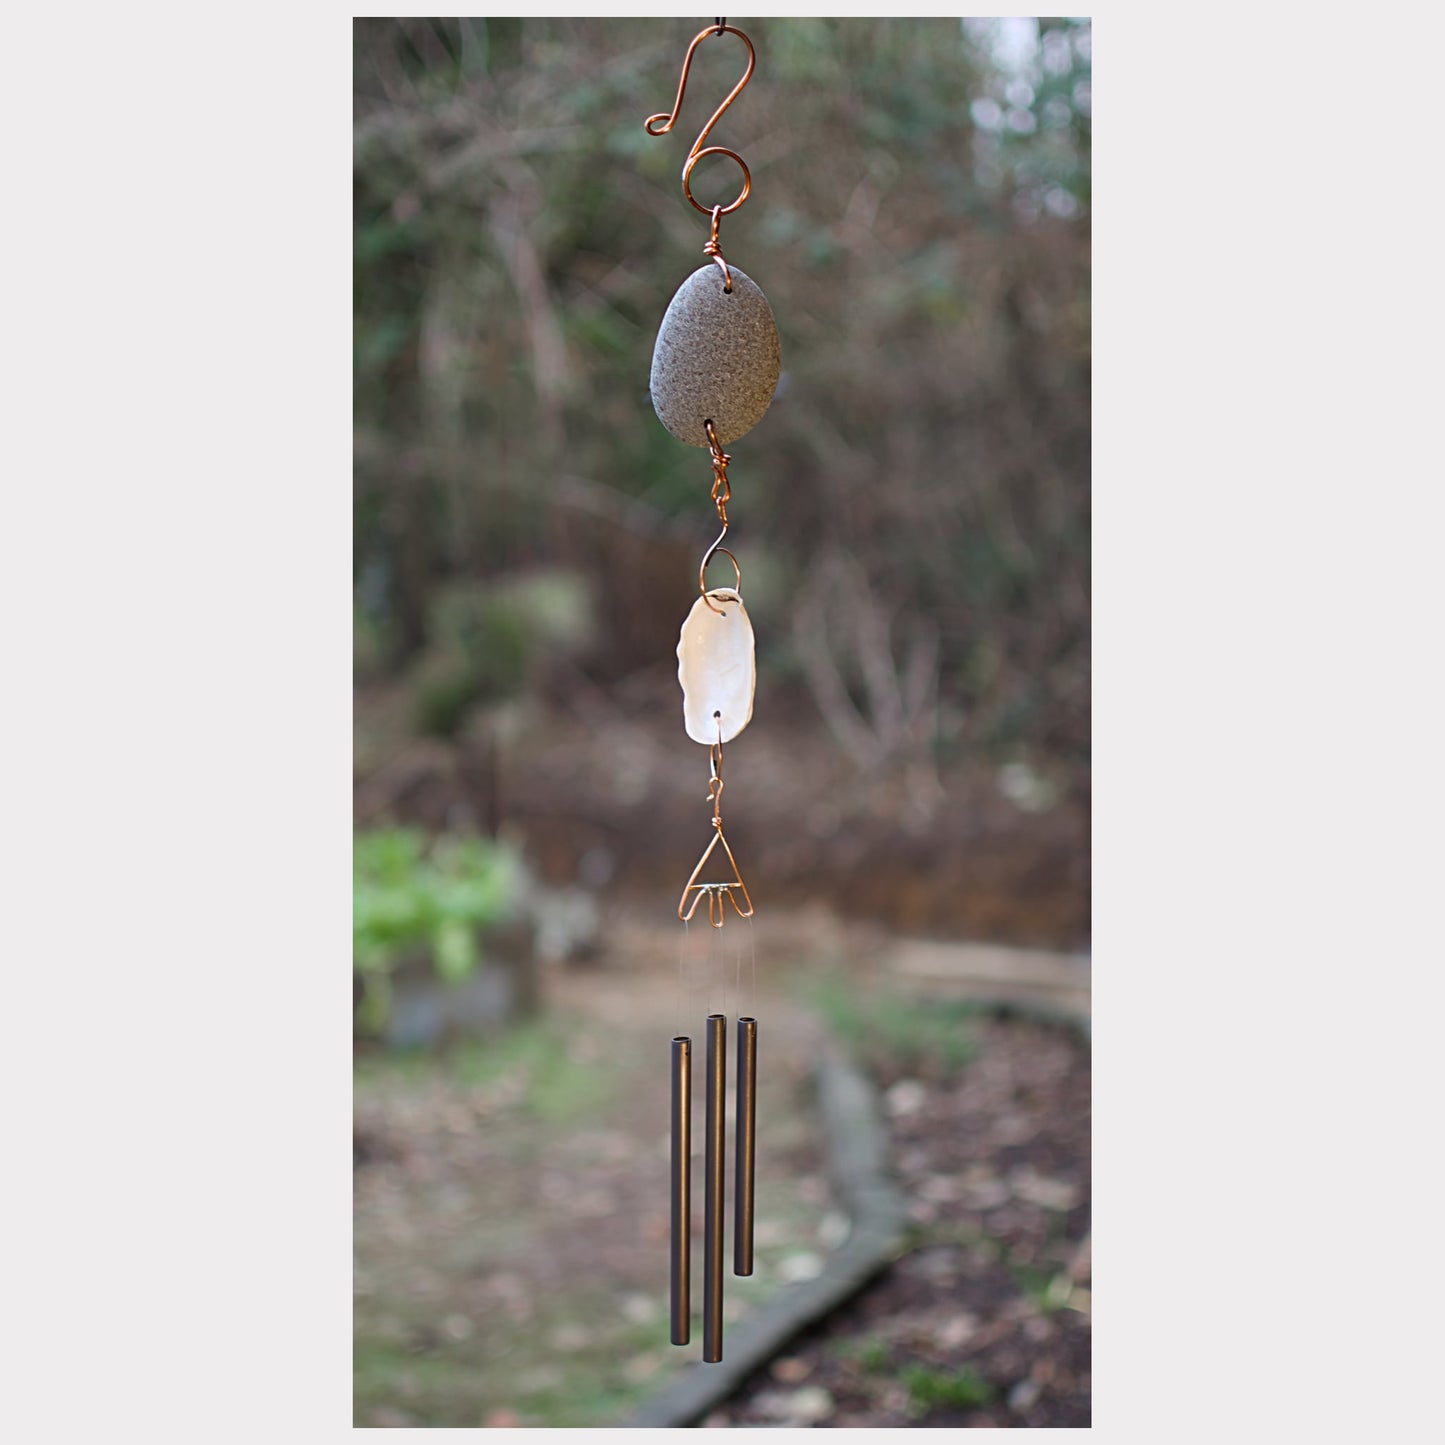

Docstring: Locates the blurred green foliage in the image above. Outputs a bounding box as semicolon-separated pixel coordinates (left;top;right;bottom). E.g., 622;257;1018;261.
448;1019;615;1125
1008;1260;1080;1316
838;1334;893;1373
409;569;591;736
353;828;519;1032
903;1363;996;1413
355;17;1089;766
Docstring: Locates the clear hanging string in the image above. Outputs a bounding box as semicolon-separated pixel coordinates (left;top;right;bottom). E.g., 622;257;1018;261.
677;917;690;1039
746;912;757;1019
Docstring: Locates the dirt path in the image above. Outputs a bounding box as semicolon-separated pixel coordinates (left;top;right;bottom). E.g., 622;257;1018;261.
353;911;842;1428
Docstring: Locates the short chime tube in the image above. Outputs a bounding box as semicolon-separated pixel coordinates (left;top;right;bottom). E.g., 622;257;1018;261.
670;1036;692;1346
734;1017;757;1276
703;1013;727;1363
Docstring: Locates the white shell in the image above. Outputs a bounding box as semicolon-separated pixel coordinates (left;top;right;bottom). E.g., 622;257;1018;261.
676;589;756;744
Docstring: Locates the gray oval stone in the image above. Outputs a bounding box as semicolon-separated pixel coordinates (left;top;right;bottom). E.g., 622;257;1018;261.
650;264;781;447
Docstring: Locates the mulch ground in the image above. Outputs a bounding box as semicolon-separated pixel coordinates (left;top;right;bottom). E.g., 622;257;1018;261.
703;1013;1091;1428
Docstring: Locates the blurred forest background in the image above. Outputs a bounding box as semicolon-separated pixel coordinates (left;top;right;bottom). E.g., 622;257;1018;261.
355;18;1091;1426
354;14;1089;945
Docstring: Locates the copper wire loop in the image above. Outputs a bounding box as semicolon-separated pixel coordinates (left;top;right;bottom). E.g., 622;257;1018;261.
700;549;742;604
644;21;755;289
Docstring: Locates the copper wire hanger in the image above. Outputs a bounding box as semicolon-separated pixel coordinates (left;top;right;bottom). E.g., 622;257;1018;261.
644;19;756;291
677;714;755;927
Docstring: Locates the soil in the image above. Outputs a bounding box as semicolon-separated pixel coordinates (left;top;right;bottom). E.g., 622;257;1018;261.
703;1013;1091;1429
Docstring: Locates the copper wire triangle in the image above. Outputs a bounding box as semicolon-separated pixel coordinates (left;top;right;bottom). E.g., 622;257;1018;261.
677;824;755;927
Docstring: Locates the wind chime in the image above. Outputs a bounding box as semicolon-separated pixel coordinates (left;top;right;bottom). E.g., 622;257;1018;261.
644;19;779;1364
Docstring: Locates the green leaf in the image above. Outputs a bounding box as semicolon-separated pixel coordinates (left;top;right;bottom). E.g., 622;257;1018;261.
433;917;478;984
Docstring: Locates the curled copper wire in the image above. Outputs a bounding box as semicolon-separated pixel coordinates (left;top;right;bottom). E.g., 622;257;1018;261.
644;22;755;286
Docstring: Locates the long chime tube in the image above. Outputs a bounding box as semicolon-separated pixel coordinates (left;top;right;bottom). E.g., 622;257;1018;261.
670;1036;692;1345
703;1013;727;1362
734;1017;757;1276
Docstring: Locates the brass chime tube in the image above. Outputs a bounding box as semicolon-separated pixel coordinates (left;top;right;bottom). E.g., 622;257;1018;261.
703;1013;727;1362
734;1017;757;1276
670;1036;692;1345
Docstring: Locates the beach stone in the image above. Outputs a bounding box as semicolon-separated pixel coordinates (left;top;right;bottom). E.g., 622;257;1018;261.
650;264;781;446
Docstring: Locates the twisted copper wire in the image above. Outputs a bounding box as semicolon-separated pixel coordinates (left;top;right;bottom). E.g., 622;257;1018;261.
707;419;731;521
703;206;733;291
699;420;739;613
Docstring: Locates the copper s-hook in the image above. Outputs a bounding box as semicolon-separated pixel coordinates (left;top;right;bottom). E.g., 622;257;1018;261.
645;21;756;289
